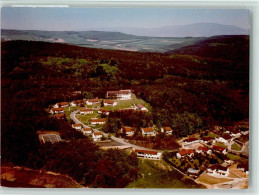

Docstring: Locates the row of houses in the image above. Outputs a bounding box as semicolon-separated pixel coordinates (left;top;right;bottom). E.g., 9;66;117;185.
120;126;173;137
72;124;103;141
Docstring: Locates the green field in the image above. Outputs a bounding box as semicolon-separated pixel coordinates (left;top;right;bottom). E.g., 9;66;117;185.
126;159;205;189
208;132;219;138
231;142;242;151
75;111;99;125
226;153;241;161
215;142;228;149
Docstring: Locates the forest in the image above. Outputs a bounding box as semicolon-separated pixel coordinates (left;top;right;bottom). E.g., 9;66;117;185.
1;35;249;187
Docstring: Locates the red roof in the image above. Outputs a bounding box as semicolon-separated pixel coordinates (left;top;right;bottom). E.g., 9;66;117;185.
202;137;214;141
197;146;209;152
163;127;172;131
99;109;109;112
213;145;226;152
54;114;66;118
104;100;115;104
135;149;158;155
94;132;102;136
51;107;64;111
83;128;92;132
137;104;144;108
179;149;194;156
87;99;99;102
209;164;228;171
142;127;154;132
222;134;232;140
123;127;134;132
91;119;106;122
184;138;198;143
58;102;68;106
73;124;82;127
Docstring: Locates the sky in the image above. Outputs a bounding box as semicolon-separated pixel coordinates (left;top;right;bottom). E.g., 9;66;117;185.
1;7;250;31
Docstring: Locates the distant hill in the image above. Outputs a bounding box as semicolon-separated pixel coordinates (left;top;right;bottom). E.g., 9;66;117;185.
93;23;249;37
168;35;249;63
1;29;203;52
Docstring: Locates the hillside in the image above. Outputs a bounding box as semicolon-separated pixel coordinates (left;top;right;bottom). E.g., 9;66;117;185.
1;37;249;187
1;29;202;52
168;35;249;63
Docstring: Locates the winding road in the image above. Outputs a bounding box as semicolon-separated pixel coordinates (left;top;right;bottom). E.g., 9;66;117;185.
70;111;157;151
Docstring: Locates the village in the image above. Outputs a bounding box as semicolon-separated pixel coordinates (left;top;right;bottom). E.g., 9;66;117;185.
37;89;249;188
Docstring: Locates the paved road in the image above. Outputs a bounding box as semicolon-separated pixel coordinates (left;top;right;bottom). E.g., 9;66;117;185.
70;111;158;151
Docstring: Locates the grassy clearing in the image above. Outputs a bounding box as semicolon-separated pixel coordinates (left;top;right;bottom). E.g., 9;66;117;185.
231;142;242;151
208;132;219;138
75;111;99;125
126;159;205;189
196;172;232;185
113;94;152;111
226;153;241;161
215;142;228;149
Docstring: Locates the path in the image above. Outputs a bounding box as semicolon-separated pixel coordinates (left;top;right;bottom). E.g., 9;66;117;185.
70;111;158;151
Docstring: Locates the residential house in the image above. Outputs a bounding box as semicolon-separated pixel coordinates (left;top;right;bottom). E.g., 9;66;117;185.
213;145;228;155
215;134;233;145
53;113;67;120
103;100;117;107
196;146;212;155
50;107;64;114
187;168;200;178
135;149;162;160
80;108;94;115
106;90;132;100
82;127;92;136
161;127;173;135
207;164;229;177
200;136;214;144
54;102;69;108
86;98;99;105
141;127;156;136
37;131;62;144
183;138;199;146
176;149;195;159
237;163;249;175
228;129;241;137
72;123;82;131
92;132;102;141
98;109;110;115
91;118;106;125
137;104;148;112
71;100;84;107
121;127;134;136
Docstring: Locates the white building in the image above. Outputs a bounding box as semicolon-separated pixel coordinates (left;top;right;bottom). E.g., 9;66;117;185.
86;99;99;105
121;127;134;136
91;118;106;125
106;90;132;100
82;127;92;136
72;123;82;130
161;127;173;135
137;104;148;112
207;165;229;177
80;108;94;115
215;134;233;145
103;100;117;107
50;107;64;115
135;149;162;160
141;127;156;136
92;132;102;141
196;146;212;155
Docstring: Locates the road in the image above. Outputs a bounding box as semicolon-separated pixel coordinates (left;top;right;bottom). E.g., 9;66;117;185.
70;111;157;151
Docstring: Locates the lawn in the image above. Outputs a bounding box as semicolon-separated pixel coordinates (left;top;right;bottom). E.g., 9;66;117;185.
112;94;152;111
231;142;242;151
208;132;219;138
226;153;241;161
126;159;205;189
214;142;228;149
75;111;99;125
196;172;232;185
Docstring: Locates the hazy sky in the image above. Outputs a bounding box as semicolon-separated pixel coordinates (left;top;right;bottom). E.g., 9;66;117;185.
1;7;250;31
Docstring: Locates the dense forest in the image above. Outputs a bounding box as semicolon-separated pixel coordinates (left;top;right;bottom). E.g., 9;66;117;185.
1;35;249;187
